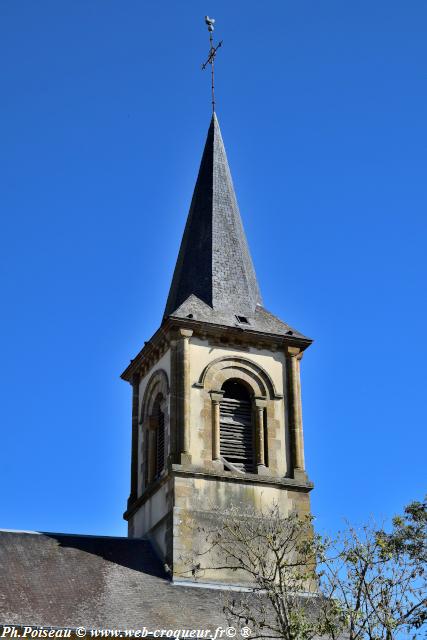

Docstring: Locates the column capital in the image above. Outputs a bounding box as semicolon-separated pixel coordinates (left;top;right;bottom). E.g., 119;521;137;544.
285;346;302;358
254;396;267;408
169;327;193;342
210;390;225;403
178;328;193;339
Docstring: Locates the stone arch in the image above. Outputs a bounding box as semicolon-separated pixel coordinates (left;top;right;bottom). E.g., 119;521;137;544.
140;368;169;422
140;368;170;491
198;356;281;399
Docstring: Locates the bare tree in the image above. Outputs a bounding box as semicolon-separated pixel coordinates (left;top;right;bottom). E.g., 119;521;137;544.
181;498;426;640
181;502;343;640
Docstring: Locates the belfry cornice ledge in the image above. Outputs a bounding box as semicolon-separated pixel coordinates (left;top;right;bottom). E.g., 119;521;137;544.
121;317;312;383
170;317;312;349
172;464;314;492
124;464;314;520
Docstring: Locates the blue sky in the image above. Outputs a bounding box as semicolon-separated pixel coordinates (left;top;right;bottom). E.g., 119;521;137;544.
0;1;426;537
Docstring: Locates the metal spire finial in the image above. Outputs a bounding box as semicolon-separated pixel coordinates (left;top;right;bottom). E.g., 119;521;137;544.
201;16;223;114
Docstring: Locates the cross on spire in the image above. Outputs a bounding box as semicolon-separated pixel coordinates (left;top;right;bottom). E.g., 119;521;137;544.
201;16;223;114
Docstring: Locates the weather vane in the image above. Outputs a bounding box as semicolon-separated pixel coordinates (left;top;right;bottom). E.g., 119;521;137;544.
201;16;223;114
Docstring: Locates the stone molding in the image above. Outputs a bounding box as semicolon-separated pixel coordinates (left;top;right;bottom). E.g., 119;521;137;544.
139;368;170;494
172;464;313;491
140;368;170;422
121;318;312;383
123;464;313;520
197;355;282;400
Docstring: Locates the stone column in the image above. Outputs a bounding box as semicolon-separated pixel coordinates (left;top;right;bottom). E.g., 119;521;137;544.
128;373;140;506
210;390;224;463
254;397;268;475
286;347;306;479
179;328;193;465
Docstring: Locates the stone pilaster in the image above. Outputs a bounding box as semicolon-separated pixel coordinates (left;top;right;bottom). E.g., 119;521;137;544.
128;373;140;507
169;336;179;463
178;329;193;466
286;347;306;481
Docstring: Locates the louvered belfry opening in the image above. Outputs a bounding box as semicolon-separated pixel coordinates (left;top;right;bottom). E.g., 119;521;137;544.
220;379;255;472
154;398;165;479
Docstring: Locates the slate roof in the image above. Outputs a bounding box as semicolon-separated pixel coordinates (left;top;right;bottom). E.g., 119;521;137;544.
163;115;310;342
0;531;346;637
170;295;310;341
164;113;261;319
0;530;229;629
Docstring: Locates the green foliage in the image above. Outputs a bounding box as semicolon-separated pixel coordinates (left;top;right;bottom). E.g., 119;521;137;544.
185;497;426;640
389;496;427;565
319;497;427;640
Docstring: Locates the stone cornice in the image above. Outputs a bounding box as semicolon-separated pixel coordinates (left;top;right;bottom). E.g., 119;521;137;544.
171;464;314;492
124;472;171;520
121;322;172;382
124;465;314;519
121;317;312;383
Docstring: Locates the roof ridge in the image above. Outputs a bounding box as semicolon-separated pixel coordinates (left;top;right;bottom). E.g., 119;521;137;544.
0;528;149;540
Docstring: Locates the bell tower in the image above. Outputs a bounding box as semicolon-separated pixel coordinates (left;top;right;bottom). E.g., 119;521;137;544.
122;114;313;586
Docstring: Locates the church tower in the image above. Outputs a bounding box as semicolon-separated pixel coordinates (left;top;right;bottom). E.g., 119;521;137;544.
122;113;313;586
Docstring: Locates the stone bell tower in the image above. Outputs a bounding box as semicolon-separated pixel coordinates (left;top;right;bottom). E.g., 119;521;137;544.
122;114;313;586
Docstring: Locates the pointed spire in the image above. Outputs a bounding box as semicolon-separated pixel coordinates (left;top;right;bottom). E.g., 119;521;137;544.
164;114;262;320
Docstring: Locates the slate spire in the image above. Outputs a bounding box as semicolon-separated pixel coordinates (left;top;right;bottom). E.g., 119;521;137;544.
164;113;262;319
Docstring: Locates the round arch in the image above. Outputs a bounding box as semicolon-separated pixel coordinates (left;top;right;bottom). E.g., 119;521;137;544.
198;356;281;399
140;368;169;422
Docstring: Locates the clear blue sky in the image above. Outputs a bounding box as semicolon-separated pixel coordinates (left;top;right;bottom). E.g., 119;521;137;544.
1;1;426;538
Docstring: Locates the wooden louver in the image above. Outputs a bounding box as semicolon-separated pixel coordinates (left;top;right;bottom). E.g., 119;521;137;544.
155;408;165;478
220;397;254;472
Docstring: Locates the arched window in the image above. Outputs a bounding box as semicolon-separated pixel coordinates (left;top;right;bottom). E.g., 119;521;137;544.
153;395;165;480
144;393;165;486
220;379;255;473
